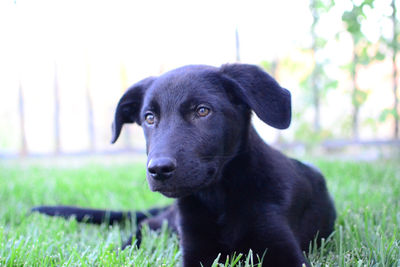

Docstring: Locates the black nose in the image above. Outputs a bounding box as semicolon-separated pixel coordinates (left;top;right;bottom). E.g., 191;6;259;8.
147;157;177;181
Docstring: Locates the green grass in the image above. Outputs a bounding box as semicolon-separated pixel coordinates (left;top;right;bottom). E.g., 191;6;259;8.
0;158;399;266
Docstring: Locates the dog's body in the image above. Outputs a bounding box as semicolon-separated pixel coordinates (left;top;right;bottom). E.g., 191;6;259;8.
33;64;336;266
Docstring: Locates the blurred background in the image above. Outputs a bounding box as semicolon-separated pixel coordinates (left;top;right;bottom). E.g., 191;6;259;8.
0;0;399;160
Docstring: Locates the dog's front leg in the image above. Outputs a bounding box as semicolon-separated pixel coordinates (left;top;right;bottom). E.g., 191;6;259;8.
246;215;310;267
254;241;308;267
178;200;226;266
180;231;227;267
179;213;227;266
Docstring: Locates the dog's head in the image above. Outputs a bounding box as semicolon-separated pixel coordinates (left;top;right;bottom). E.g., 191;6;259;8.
111;64;291;198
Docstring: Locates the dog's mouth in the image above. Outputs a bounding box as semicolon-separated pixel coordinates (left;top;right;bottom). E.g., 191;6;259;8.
157;189;192;198
149;167;220;198
152;181;211;198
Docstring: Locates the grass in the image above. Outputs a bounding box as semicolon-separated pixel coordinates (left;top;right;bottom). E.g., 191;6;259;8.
0;157;399;266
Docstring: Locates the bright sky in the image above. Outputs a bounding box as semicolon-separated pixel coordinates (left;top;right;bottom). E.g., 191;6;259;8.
1;0;316;71
0;0;397;154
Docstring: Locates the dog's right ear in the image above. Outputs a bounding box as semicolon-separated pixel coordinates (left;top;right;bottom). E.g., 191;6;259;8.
111;77;155;144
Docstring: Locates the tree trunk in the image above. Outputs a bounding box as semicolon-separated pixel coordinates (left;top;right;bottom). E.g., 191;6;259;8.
313;78;320;132
392;0;399;139
310;0;320;132
351;40;359;140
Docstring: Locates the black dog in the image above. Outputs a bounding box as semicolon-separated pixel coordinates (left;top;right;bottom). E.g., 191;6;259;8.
33;64;336;267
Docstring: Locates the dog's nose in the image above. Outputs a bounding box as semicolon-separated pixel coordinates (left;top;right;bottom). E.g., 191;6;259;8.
147;157;177;180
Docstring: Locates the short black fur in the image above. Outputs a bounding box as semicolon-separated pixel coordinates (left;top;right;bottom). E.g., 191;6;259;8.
33;64;336;267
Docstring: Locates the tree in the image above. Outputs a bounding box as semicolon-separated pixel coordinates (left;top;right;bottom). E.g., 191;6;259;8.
391;0;399;139
383;0;399;139
307;0;336;132
342;0;381;139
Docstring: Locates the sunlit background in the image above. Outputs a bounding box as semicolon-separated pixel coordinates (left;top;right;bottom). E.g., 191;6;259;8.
0;0;399;159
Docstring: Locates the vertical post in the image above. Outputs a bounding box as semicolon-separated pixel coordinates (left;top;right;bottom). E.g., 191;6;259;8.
18;79;27;156
54;62;61;154
235;26;240;62
86;59;95;151
120;63;131;149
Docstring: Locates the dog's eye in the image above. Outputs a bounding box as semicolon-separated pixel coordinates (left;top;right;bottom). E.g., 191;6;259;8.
196;106;210;117
145;113;155;125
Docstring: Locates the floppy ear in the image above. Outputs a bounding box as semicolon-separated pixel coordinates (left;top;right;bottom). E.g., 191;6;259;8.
111;77;155;144
220;64;291;129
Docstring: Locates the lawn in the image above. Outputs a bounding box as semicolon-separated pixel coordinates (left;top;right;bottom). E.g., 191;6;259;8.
0;157;399;266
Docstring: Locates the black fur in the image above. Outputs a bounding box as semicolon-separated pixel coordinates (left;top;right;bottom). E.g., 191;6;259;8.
33;64;336;267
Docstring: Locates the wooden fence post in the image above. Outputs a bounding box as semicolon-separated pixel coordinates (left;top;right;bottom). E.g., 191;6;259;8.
18;79;27;156
54;62;61;154
120;63;131;150
235;26;240;62
86;59;95;152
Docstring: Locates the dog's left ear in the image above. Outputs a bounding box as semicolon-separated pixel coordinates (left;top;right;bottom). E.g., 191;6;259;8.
220;64;291;129
111;77;155;144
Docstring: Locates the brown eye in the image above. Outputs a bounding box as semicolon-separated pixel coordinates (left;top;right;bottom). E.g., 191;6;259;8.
145;113;155;124
196;106;210;117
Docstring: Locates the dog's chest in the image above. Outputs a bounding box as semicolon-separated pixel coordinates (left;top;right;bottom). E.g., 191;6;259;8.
214;207;248;251
191;189;247;251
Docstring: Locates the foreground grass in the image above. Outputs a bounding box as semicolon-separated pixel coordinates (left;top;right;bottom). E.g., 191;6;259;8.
0;158;399;266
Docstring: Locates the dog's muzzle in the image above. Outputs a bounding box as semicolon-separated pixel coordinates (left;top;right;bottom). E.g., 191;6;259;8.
147;157;177;181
